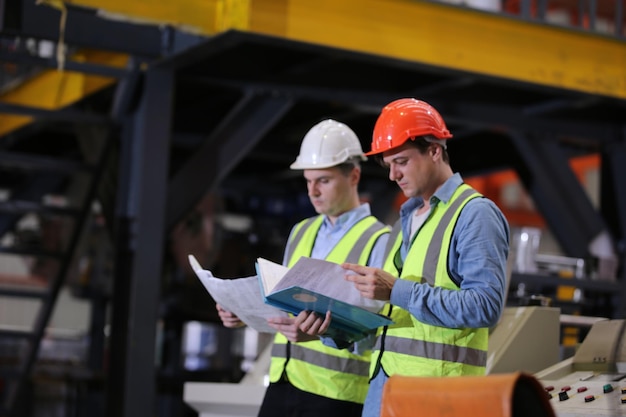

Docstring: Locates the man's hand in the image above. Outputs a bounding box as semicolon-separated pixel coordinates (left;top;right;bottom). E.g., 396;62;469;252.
216;303;245;328
267;310;330;343
343;263;397;301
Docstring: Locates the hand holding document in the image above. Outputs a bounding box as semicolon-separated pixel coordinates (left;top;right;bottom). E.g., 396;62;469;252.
256;256;393;342
190;254;394;342
189;255;288;334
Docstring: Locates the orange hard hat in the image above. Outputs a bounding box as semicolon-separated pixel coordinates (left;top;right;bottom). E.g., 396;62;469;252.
366;98;452;156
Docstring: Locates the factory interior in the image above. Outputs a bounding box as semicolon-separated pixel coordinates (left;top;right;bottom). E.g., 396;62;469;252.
1;0;625;416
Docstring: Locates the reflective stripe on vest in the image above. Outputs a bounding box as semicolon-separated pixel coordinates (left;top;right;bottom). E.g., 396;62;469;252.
269;215;389;403
271;343;370;376
283;216;318;263
373;185;488;377
373;334;487;367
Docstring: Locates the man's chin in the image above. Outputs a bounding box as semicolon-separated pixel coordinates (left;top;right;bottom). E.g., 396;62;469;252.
401;189;416;198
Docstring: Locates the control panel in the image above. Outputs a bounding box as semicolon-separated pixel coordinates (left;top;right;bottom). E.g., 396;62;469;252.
541;372;626;416
536;319;626;417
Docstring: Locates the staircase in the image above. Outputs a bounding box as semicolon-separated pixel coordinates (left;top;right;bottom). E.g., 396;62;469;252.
0;87;118;416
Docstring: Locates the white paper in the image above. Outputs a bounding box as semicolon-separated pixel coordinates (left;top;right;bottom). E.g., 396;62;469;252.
189;255;288;334
259;256;386;314
256;257;289;295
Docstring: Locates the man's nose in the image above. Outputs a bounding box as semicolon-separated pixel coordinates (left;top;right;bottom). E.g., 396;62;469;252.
388;166;399;181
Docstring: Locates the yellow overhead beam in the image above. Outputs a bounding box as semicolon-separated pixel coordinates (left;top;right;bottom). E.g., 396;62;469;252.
53;0;250;34
0;51;127;136
249;0;626;99
3;0;624;139
0;0;250;137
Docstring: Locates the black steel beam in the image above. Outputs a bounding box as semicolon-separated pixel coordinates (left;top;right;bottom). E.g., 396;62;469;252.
0;199;81;216
599;138;626;319
110;57;144;122
0;246;63;258
508;131;607;258
0;50;129;78
166;92;293;230
182;75;396;108
179;76;623;144
0;0;205;57
0;150;93;173
108;67;172;417
0;101;112;124
510;271;622;293
600;140;626;248
2;0;159;57
447;101;620;144
0;287;46;299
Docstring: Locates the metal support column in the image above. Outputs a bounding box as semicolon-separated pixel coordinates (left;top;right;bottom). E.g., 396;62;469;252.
600;138;626;318
107;67;173;417
507;131;608;258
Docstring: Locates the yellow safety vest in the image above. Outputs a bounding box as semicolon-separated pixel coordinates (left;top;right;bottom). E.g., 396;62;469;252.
372;184;488;378
269;214;389;403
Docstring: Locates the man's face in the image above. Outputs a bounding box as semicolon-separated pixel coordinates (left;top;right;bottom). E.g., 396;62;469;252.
303;166;357;217
382;142;434;198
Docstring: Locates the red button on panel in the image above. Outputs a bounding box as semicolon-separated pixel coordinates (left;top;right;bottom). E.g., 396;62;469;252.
561;386;571;392
577;387;588;393
584;395;595;403
545;386;555;392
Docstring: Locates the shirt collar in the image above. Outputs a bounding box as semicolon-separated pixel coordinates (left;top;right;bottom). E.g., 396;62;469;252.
322;203;371;229
435;172;463;204
399;172;463;216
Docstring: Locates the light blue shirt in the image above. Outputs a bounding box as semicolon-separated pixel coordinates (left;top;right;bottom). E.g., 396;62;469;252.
291;203;389;350
283;203;389;269
391;173;510;329
362;173;510;417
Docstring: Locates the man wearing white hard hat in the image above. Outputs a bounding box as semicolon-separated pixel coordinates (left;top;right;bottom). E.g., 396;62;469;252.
216;119;390;417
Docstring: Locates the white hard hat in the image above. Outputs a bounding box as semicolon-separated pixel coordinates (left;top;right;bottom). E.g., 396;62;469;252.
290;119;367;170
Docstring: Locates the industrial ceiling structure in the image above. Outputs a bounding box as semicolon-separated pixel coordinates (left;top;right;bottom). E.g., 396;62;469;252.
1;0;625;416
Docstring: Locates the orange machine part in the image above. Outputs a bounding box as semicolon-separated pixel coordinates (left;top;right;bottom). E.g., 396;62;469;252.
381;372;556;417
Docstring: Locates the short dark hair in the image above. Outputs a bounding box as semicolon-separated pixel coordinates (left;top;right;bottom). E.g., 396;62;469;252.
336;157;361;175
373;136;449;165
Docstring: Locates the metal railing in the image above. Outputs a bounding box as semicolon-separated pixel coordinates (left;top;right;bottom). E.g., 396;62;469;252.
437;0;624;38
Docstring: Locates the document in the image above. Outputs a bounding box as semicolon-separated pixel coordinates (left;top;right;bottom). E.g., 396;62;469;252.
189;255;288;334
256;256;393;342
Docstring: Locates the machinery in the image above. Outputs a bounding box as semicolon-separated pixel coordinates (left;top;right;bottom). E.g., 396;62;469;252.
183;328;271;417
487;306;561;375
535;319;626;417
183;305;565;416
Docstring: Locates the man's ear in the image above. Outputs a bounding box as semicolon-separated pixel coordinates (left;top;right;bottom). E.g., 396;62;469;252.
351;166;361;185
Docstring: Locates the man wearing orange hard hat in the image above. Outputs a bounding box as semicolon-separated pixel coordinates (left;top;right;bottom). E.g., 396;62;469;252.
342;98;511;417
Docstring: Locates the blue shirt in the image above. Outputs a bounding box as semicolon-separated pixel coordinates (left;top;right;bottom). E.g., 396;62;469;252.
295;203;389;350
391;173;510;329
362;174;510;417
283;203;389;269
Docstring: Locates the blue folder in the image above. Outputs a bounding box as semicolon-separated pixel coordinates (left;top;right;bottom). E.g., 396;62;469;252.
261;283;394;343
